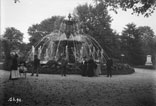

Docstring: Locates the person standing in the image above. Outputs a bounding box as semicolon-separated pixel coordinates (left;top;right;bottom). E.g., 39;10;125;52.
31;55;40;77
94;61;101;77
87;57;97;77
10;52;19;79
81;57;88;76
106;58;113;77
61;57;68;76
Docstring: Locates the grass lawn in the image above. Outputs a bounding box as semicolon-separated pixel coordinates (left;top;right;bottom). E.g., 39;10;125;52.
1;68;156;106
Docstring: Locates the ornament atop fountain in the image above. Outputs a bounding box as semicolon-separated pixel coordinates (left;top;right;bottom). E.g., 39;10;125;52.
60;13;79;39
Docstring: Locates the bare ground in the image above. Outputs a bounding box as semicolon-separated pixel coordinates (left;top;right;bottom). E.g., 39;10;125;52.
0;68;156;106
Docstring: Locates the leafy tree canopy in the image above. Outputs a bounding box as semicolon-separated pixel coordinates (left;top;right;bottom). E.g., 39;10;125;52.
74;3;113;35
13;0;156;17
2;27;24;70
138;26;155;49
121;23;156;65
3;27;24;51
3;27;23;43
95;0;156;17
28;16;64;46
74;3;120;57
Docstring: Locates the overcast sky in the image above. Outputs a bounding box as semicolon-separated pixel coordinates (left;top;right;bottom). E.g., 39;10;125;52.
1;0;156;43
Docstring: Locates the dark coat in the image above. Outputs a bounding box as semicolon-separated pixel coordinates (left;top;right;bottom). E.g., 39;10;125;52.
33;58;40;68
11;54;18;70
81;60;88;76
106;59;113;70
87;59;97;77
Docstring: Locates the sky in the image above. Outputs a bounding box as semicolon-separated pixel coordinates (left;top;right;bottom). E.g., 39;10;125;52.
1;0;156;43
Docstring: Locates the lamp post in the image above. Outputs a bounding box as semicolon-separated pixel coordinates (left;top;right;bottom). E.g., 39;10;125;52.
121;54;125;63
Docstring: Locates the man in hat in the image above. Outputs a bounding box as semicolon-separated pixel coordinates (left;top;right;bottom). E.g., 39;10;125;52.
106;58;113;77
31;55;40;77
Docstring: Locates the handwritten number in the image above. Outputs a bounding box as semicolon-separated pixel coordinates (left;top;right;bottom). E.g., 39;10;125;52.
8;97;22;103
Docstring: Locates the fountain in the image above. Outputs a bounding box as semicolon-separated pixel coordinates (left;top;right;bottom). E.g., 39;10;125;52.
28;14;108;65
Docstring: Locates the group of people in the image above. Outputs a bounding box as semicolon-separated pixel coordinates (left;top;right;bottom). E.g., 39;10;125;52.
10;52;27;79
9;52;40;80
81;57;99;77
9;51;113;79
81;57;113;77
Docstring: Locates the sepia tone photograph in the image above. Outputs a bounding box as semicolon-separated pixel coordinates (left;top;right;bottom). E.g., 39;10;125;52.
0;0;156;106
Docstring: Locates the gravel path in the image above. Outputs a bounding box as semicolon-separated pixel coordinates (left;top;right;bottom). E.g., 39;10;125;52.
0;68;156;106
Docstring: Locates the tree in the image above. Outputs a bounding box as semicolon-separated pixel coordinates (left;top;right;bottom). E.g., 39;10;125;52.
3;27;23;51
151;36;156;68
121;23;146;65
74;3;120;58
95;0;156;17
28;16;64;46
13;0;156;16
0;38;4;62
28;24;43;46
2;27;24;70
137;26;155;55
137;27;156;67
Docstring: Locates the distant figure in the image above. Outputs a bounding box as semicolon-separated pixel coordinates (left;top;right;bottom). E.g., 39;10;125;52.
31;55;40;77
61;57;68;76
87;57;97;77
10;52;20;80
81;57;88;76
94;61;101;76
106;58;113;77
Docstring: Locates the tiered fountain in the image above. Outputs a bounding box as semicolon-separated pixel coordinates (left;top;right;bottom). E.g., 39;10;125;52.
29;14;108;65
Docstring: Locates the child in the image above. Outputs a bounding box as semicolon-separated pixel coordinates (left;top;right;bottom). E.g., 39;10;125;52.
19;62;27;78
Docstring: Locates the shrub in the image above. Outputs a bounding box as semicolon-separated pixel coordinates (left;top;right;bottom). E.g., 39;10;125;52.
27;60;135;75
101;63;135;75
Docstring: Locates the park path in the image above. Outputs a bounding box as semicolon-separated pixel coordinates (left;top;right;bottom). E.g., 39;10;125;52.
0;69;9;106
0;68;156;106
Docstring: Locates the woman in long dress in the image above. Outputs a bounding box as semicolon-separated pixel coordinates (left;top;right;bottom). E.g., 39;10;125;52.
10;53;20;79
94;62;101;76
87;58;97;77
